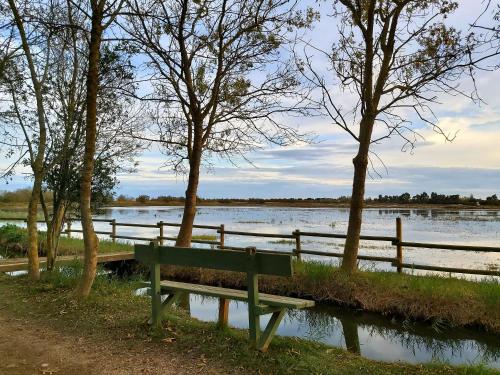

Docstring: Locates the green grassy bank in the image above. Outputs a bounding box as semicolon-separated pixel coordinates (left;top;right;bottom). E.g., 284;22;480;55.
0;224;132;257
0;224;217;258
0;266;497;375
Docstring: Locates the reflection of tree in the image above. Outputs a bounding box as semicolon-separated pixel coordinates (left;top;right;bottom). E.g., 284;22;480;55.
289;306;499;364
185;295;499;364
339;317;360;354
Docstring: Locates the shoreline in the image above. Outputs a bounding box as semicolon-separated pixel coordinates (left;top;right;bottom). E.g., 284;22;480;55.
104;201;500;210
2;201;500;211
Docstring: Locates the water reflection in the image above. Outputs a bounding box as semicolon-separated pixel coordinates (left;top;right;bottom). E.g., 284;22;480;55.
187;295;500;368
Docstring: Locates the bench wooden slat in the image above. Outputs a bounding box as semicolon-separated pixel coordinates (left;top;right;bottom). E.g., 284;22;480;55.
135;245;293;277
157;280;315;309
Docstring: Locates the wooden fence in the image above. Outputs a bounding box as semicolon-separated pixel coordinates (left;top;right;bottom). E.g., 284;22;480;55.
1;216;499;277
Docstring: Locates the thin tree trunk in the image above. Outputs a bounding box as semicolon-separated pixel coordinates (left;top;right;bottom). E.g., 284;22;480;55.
26;176;42;279
175;143;202;247
8;0;47;281
45;202;66;270
76;6;103;297
341;118;373;273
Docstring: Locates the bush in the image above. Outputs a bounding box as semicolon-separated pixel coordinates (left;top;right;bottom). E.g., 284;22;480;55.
135;195;150;203
0;224;27;245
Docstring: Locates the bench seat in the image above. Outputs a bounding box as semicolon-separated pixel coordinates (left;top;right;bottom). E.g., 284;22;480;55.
153;280;315;309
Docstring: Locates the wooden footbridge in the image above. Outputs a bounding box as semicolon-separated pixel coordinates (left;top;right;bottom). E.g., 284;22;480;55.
0;252;134;273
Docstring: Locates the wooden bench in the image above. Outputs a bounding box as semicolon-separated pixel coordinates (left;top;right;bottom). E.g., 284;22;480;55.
135;244;314;351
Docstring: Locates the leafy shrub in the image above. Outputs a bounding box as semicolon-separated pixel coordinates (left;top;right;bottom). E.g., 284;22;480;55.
0;224;27;245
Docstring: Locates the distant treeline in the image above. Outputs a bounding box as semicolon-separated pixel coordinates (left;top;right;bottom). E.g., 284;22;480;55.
0;188;52;204
373;192;499;205
2;189;499;207
114;192;500;206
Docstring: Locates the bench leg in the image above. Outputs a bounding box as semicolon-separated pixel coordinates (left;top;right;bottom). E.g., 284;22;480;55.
217;298;229;329
247;271;260;346
257;309;286;352
148;291;186;325
150;264;162;327
162;291;185;309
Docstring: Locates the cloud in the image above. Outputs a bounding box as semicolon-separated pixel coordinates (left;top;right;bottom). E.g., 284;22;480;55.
469;120;500;132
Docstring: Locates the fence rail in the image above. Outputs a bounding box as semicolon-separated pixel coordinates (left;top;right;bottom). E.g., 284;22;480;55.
1;215;499;277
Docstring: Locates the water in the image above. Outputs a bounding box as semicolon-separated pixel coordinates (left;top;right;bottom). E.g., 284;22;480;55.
141;292;499;368
3;206;498;276
76;206;499;277
1;205;499;277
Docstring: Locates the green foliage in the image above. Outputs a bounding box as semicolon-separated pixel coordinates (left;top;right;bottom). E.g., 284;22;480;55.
0;223;27;244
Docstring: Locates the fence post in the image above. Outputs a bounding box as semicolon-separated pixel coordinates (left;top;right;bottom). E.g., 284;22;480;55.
111;219;116;243
158;221;164;246
293;229;302;261
66;221;72;238
219;224;225;249
396;217;403;273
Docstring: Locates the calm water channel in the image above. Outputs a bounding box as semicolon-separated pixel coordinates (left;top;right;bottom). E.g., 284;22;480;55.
131;289;499;368
185;295;500;368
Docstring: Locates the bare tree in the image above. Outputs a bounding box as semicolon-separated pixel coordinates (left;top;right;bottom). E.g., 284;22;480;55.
75;0;125;297
123;0;315;246
1;1;138;273
3;0;60;279
301;0;499;273
472;0;499;61
39;40;140;271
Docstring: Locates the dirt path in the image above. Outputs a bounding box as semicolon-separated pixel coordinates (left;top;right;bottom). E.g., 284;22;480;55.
0;311;233;375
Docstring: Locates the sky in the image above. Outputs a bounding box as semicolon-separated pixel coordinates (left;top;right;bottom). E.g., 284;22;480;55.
1;0;500;199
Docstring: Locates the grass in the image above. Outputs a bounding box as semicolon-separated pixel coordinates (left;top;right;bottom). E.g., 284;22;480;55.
0;209;44;220
0;224;133;258
163;260;500;334
0;266;497;375
192;234;218;241
57;236;134;255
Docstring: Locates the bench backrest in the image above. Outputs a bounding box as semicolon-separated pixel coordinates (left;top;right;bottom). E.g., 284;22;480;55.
135;244;293;277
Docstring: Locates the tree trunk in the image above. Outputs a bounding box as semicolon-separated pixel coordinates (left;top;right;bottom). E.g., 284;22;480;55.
175;142;203;247
26;176;42;280
46;202;66;271
8;0;47;281
76;8;103;297
341;117;374;273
